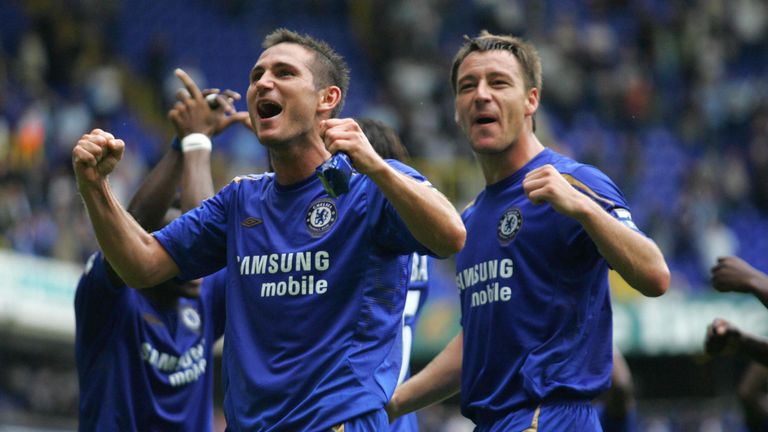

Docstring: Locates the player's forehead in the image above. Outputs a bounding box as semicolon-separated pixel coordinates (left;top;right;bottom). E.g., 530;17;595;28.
253;43;315;74
456;50;522;82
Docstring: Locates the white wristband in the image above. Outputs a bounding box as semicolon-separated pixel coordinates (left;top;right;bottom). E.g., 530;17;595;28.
181;133;212;153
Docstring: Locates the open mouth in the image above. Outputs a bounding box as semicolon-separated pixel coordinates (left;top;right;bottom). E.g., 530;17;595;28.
257;100;283;119
475;116;497;125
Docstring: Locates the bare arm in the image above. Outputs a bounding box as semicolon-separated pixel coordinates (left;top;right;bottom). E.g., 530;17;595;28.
386;330;463;421
73;129;179;288
705;318;768;366
126;150;183;232
320;118;466;257
711;256;768;309
523;165;669;297
601;348;635;419
738;362;768;427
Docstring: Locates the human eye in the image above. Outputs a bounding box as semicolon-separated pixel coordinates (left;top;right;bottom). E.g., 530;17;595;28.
250;69;263;83
276;68;295;78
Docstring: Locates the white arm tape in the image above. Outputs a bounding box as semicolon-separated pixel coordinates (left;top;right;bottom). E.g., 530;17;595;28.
181;133;212;153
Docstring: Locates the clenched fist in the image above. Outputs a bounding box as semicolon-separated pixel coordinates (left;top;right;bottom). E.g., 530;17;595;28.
72;128;125;189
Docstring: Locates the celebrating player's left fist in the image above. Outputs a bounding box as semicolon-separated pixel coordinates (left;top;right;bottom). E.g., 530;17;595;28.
319;118;384;175
72;128;125;188
522;164;590;217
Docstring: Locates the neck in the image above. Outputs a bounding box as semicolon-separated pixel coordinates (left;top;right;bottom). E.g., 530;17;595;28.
269;130;331;186
141;287;180;309
477;132;545;185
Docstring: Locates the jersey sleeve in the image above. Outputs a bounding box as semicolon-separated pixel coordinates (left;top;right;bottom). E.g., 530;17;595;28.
153;182;233;280
365;160;436;256
567;165;639;232
74;252;127;342
560;164;641;255
201;269;227;340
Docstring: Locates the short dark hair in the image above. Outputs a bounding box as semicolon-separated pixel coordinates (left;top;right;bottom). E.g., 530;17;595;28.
450;31;542;97
356;118;410;162
263;29;350;118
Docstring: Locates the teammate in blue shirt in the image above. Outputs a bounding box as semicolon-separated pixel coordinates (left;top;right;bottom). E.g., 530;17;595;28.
387;31;669;431
72;30;465;431
357;117;432;432
75;70;247;431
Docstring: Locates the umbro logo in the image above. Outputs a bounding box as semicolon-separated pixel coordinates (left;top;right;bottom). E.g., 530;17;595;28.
142;313;163;326
242;217;263;227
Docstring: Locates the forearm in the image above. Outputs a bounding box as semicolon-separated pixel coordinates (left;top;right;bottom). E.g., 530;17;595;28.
388;331;463;420
127;149;183;231
576;200;669;297
738;363;768;414
368;165;465;257
747;276;768;309
180;149;215;212
79;179;178;287
738;333;768;366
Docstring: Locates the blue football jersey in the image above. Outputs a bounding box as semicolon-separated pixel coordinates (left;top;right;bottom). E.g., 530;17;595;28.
74;252;226;432
153;160;433;431
391;253;432;432
456;148;639;426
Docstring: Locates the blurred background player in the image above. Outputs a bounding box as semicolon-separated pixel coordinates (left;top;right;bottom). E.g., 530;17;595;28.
706;255;768;365
706;255;768;431
74;69;247;431
357;117;432;432
737;362;768;432
594;347;640;432
711;256;768;309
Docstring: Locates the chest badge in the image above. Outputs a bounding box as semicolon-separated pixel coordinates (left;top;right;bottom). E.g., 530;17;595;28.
497;207;522;245
180;306;201;333
306;198;338;237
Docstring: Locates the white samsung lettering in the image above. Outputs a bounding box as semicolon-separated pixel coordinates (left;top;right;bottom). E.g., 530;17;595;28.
268;254;280;273
141;340;208;386
500;259;514;278
457;258;514;291
238;250;331;276
280;253;294;273
296;251;311;271
315;251;329;271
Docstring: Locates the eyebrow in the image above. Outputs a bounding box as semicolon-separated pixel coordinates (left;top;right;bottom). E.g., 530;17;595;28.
250;61;301;80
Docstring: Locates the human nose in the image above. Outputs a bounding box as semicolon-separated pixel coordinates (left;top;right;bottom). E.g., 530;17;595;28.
253;72;275;93
474;80;492;102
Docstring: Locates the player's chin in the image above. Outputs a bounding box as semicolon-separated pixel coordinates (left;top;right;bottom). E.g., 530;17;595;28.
179;286;202;299
177;280;203;298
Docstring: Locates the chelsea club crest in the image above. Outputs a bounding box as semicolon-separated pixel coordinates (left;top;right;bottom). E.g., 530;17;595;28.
497;207;522;245
306;198;338;237
180;306;201;333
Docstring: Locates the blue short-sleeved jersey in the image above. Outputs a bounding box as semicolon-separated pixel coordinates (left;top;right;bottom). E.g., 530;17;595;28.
153;160;433;431
74;252;226;432
456;148;640;426
391;253;431;432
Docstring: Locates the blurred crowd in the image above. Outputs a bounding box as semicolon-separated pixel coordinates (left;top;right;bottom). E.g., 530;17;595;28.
1;1;768;284
2;1;768;430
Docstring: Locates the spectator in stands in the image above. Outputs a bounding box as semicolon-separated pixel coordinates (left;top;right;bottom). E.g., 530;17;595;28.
74;69;246;431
